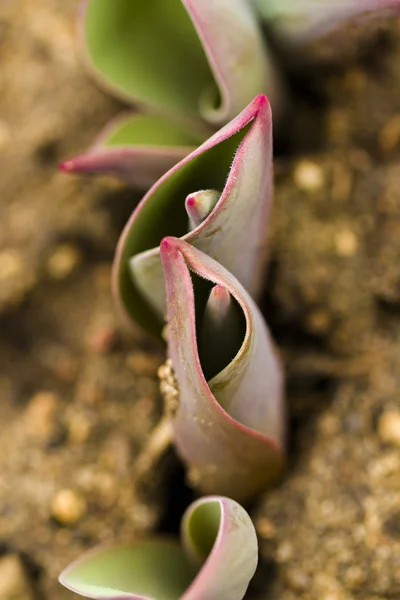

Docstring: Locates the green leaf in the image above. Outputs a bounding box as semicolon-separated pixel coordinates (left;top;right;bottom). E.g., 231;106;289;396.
59;497;258;600
83;0;216;116
60;113;202;189
60;540;196;600
81;0;280;123
103;114;203;149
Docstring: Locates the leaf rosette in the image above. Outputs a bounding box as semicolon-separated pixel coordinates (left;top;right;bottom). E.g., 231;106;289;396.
62;0;280;187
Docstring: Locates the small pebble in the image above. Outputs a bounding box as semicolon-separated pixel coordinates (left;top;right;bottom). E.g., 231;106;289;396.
51;489;87;525
285;567;310;592
379;114;400;152
315;574;347;600
67;412;92;443
305;308;332;334
277;541;294;562
25;391;60;440
0;554;34;600
334;228;358;257
46;243;81;279
0;250;23;281
294;160;324;192
256;517;276;539
344;564;366;587
377;411;400;446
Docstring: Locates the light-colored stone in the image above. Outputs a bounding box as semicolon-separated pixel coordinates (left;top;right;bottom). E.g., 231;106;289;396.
25;391;60;439
378;411;400;446
46;243;82;279
294;160;324;192
334;228;358;257
0;554;34;600
51;488;87;525
0;250;23;281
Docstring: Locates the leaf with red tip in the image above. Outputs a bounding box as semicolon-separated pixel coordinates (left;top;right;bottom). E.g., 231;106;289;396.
186;190;220;230
113;95;273;337
80;0;280;123
60;113;201;189
252;0;400;46
160;237;284;502
59;496;257;600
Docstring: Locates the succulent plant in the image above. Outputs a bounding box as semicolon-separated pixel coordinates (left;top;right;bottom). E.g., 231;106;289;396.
113;95;273;337
108;96;284;501
61;0;400;189
61;0;280;188
59;496;258;600
57;2;400;597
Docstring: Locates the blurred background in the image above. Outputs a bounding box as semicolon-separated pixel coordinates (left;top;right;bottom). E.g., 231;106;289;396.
0;2;399;599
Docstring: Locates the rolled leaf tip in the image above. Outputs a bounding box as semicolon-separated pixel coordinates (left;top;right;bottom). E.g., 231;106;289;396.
186;189;221;229
205;285;232;322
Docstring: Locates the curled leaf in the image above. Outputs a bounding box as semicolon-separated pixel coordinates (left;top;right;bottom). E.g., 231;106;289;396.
60;113;201;189
59;496;258;600
160;237;284;502
80;0;279;123
113;95;273;337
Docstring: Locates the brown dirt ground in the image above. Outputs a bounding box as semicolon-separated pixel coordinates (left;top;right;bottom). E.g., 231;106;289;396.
0;2;399;599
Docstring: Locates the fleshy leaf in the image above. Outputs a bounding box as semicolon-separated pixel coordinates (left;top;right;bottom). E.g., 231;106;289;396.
59;496;257;600
60;113;201;189
181;496;258;599
59;540;195;600
81;0;279;123
160;237;284;502
252;0;400;45
113;95;273;337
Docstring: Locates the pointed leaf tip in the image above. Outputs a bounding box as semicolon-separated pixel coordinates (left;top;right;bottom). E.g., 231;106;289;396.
59;160;75;172
205;285;232;321
59;112;200;188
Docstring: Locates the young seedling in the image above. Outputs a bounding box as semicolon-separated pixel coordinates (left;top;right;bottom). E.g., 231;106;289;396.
59;496;258;600
113;95;273;338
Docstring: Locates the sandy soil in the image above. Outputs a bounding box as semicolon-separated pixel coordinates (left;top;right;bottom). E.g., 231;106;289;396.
0;2;399;599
